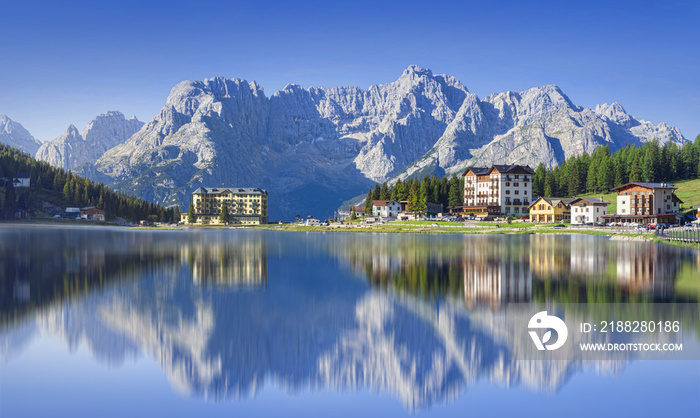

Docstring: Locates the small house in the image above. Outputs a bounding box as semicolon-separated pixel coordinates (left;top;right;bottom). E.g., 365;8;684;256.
570;197;610;225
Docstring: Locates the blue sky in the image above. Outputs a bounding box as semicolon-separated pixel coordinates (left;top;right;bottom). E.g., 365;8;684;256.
1;0;698;142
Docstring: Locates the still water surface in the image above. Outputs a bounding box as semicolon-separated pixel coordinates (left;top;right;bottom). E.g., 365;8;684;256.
1;226;699;417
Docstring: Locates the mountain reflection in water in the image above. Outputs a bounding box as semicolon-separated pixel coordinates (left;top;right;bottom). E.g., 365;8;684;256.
1;227;698;411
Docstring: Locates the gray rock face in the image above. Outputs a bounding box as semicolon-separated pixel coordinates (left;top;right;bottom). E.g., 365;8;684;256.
88;67;684;219
0;115;42;155
398;86;686;181
36;111;143;170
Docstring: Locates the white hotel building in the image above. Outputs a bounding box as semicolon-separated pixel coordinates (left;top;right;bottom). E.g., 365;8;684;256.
462;165;535;217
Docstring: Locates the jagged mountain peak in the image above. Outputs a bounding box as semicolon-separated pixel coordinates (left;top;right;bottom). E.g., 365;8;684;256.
0;114;42;155
36;112;144;171
79;68;686;220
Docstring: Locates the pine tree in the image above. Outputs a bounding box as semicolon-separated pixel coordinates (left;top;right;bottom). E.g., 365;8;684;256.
448;175;462;208
219;200;230;224
630;155;642;182
568;162;581;196
173;206;180;223
533;163;546;197
364;188;373;216
350;209;357;220
187;201;196;224
372;183;381;200
408;181;422;213
597;156;613;191
544;171;555;197
379;182;390;200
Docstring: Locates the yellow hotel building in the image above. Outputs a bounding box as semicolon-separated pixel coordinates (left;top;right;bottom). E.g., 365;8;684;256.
182;186;268;225
528;197;574;223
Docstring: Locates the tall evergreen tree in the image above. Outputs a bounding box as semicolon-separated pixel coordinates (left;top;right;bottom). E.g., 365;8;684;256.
219;200;230;224
544;171;555;197
533;163;546;197
379;182;390;200
447;174;462;207
568;162;581;196
372;183;381;200
187;201;196;224
630;155;642;182
364;188;373;216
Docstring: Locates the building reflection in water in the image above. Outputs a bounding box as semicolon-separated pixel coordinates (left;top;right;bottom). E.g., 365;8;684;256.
335;234;694;307
615;243;679;296
184;238;267;287
462;236;531;308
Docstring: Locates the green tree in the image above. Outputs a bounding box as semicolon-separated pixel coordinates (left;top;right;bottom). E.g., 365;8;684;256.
187;201;196;224
219;200;230;224
597;156;614;191
544;171;555;197
379;182;390;200
587;159;599;193
629;155;642;182
364;188;373;216
350;208;357;220
533;163;546;197
173;206;180;223
568;162;581;196
447;174;462;207
372;183;381;200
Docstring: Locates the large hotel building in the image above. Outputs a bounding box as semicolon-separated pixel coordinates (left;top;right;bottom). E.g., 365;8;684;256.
462;165;535;217
182;186;268;225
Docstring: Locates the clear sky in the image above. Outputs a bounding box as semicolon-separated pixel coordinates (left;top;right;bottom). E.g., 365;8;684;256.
1;0;698;142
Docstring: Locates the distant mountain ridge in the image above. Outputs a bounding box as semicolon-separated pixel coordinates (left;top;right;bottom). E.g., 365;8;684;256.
4;66;687;219
0;115;42;156
36;111;143;170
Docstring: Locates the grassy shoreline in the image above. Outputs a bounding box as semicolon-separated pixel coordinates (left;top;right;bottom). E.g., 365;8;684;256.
8;218;700;250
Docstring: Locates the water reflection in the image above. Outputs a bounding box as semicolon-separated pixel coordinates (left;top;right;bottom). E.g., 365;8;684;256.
1;227;699;412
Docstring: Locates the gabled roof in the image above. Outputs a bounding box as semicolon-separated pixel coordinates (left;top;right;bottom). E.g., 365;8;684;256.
372;200;398;207
462;165;535;176
611;182;676;191
192;187;267;195
461;166;489;176
529;197;575;208
570;197;611;206
488;164;536;175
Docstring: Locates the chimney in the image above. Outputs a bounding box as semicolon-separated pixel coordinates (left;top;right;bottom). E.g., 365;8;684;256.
222;183;225;188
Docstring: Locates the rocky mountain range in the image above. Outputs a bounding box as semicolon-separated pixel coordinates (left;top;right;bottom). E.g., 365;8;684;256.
35;111;143;171
2;66;687;219
0;114;42;155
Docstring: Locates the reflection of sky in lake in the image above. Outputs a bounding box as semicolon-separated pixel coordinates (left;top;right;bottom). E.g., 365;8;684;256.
1;226;699;417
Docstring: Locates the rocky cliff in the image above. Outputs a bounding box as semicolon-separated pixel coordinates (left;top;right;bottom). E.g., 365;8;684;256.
78;67;686;219
0;114;42;155
35;111;143;170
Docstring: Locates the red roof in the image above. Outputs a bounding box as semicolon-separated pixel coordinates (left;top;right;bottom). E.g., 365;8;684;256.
372;200;398;207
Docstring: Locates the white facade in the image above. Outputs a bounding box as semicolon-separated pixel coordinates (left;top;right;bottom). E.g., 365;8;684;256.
305;218;321;226
571;202;608;225
373;200;401;219
617;185;679;216
463;165;533;216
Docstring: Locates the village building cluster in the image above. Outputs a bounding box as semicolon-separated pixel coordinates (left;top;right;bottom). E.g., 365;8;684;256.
341;164;686;226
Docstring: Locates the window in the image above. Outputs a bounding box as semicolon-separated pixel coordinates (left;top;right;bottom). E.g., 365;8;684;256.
515;190;519;195
506;190;510;194
514;183;519;187
506;182;511;186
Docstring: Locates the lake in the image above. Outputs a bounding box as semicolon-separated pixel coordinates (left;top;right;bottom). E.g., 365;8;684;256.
1;225;699;417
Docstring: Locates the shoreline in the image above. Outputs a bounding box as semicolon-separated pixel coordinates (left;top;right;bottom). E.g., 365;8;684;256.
7;218;700;250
